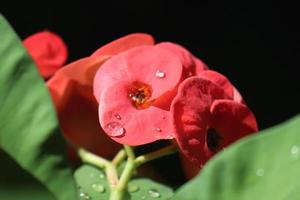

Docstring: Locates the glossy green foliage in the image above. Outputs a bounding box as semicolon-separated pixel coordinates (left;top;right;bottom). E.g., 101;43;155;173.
0;14;77;200
75;165;174;199
173;115;300;200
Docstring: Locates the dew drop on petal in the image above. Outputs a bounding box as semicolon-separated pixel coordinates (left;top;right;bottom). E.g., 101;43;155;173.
256;168;264;177
166;135;174;139
128;184;139;193
104;122;125;137
92;184;105;193
155;127;162;132
148;189;161;198
155;70;165;78
114;113;122;120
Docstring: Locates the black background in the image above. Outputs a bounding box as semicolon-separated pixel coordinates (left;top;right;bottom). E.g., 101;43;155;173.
2;1;300;130
1;0;300;187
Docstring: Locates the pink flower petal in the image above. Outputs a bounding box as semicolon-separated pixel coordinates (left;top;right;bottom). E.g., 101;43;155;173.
194;56;209;74
23;31;68;78
91;33;154;57
47;57;121;157
156;42;194;70
171;77;229;165
99;81;174;145
94;46;183;104
48;56;108;109
157;42;208;77
209;99;258;148
197;70;234;99
233;87;245;103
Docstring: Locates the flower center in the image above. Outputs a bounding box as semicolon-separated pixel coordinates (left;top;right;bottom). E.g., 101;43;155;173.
206;128;222;152
128;82;152;109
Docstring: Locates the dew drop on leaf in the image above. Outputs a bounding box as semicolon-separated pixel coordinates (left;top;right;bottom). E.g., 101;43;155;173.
148;189;161;198
79;192;91;200
291;145;299;155
128;184;139;193
91;183;105;193
99;173;105;179
104;122;125;137
155;70;165;78
256;168;264;177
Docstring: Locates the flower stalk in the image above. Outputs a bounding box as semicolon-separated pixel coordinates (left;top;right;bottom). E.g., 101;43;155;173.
78;144;177;200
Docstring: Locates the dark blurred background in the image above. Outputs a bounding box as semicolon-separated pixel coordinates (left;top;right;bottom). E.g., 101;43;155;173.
1;0;300;186
2;0;300;129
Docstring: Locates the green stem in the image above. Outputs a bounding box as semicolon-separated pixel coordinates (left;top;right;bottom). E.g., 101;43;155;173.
135;145;177;167
79;145;178;200
112;149;126;166
78;148;119;189
109;146;136;200
78;148;109;168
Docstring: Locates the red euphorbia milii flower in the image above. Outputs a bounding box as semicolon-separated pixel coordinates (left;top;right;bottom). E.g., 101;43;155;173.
47;33;154;158
94;45;186;145
94;42;243;145
23;31;68;78
94;37;258;168
171;77;258;167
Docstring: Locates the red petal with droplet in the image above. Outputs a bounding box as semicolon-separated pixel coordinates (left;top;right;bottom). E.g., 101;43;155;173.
157;42;208;77
94;45;183;104
99;81;174;145
23;31;68;78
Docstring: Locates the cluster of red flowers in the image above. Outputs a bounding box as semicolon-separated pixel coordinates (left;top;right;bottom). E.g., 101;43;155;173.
23;31;258;177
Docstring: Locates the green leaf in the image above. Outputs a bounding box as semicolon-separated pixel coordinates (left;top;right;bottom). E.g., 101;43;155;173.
0;14;77;200
75;165;174;200
173;115;300;200
0;150;55;200
127;178;174;200
74;165;110;199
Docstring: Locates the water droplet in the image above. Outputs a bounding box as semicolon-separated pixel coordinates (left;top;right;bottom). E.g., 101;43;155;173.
104;122;125;137
89;173;95;178
166;135;174;139
141;196;146;200
291;145;299;155
114;113;121;120
256;168;264;177
99;173;105;179
128;184;139;193
155;70;165;78
148;189;161;198
92;184;105;193
155;127;162;132
79;192;91;200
